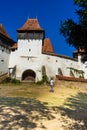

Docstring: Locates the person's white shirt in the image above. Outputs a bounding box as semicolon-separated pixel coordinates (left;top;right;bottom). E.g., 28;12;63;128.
50;79;54;86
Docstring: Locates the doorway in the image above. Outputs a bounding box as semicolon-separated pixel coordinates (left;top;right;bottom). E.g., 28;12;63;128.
22;69;36;82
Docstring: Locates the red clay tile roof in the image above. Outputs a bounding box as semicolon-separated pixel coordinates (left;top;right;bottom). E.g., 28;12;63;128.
42;38;55;53
0;24;11;39
17;18;44;32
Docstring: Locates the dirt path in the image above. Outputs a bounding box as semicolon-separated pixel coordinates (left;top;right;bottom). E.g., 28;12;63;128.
0;97;86;130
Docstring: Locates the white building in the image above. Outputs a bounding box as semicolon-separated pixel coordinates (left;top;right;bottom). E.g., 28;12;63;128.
0;18;87;82
0;24;14;76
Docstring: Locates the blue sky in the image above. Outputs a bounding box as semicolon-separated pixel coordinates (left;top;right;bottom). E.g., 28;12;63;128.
0;0;78;57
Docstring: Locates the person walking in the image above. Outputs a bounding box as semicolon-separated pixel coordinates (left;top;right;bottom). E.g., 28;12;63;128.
50;77;54;92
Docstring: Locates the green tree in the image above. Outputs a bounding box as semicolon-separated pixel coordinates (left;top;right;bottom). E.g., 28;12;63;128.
60;0;87;61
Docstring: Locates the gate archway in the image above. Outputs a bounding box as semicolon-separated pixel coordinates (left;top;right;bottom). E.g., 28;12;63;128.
22;69;36;82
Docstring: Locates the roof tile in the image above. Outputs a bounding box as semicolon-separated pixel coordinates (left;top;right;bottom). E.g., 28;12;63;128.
17;18;44;31
42;38;54;53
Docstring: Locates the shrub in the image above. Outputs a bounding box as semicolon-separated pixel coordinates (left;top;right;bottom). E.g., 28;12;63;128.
11;79;20;84
42;75;49;83
36;75;49;85
2;77;11;83
1;77;20;84
36;80;44;85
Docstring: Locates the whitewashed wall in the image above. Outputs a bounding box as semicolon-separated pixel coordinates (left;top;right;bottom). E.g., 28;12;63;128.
9;37;87;81
41;54;79;79
82;62;87;79
0;46;10;75
9;46;80;81
9;39;43;81
18;39;42;56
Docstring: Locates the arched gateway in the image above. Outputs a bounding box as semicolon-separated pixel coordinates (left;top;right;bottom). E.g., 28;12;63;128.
22;69;36;82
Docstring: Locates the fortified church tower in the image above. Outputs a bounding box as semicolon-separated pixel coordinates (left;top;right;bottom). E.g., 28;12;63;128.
9;18;54;81
17;18;45;57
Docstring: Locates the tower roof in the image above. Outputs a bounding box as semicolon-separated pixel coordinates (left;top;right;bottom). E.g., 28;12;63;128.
0;24;11;39
17;18;44;32
42;38;55;53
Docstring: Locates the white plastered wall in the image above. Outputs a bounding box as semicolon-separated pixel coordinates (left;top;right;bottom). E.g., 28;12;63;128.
9;38;86;81
0;47;10;75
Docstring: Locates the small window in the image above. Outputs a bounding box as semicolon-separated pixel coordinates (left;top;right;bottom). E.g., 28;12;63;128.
1;59;4;62
2;49;4;52
58;68;63;76
29;49;31;52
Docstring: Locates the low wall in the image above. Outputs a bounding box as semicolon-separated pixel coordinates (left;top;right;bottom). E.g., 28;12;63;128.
56;75;87;83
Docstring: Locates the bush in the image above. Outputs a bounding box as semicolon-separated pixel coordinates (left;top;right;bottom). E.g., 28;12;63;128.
2;77;11;83
36;75;49;85
11;79;20;84
1;77;20;84
36;80;44;85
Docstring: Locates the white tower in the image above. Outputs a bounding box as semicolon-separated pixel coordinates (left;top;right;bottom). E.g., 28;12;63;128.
15;18;45;81
17;18;45;57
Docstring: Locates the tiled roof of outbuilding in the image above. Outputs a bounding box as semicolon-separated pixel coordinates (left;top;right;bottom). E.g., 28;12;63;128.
17;18;44;32
42;38;54;53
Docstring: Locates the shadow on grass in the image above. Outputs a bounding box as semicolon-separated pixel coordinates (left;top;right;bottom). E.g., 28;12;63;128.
0;97;55;129
58;92;87;130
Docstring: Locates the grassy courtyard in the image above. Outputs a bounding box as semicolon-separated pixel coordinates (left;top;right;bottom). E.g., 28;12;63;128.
0;80;87;130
